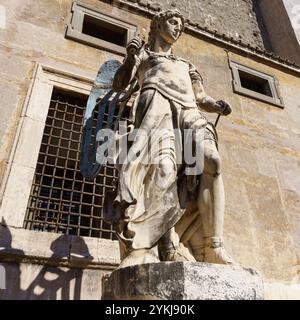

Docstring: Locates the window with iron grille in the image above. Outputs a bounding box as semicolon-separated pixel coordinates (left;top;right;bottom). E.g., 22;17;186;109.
23;88;119;240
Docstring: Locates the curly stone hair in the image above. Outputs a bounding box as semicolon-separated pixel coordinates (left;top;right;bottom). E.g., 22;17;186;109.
147;9;185;51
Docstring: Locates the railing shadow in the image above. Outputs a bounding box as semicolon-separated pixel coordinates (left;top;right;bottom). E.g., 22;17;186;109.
0;219;93;300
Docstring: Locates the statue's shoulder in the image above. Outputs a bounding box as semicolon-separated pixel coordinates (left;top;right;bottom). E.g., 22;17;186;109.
176;57;200;73
177;56;188;62
176;56;195;66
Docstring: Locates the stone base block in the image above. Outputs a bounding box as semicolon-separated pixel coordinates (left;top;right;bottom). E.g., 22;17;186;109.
102;262;264;300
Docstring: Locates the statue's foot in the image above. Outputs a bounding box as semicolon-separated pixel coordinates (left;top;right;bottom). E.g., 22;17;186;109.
203;246;235;265
118;248;159;269
160;243;196;262
203;237;236;265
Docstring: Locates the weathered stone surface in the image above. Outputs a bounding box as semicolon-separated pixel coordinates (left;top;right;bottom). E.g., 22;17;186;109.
123;0;266;49
70;235;120;266
0;164;35;227
265;282;300;300
0;225;120;267
102;262;264;300
0;262;108;300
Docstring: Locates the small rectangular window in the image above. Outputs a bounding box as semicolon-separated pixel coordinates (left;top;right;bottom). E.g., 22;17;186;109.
65;2;137;55
230;61;284;108
238;70;273;97
82;15;127;47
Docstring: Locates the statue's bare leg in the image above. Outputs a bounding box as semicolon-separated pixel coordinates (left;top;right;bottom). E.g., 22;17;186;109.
197;138;234;264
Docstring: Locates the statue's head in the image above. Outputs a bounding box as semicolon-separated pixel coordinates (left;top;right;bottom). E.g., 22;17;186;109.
147;9;185;50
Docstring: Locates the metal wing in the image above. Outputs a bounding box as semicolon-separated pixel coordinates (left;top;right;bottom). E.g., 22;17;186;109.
80;59;138;180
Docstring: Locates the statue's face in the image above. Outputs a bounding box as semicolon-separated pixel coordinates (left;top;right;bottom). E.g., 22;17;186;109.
158;16;183;45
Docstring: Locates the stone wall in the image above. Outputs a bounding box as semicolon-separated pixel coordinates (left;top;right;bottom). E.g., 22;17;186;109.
0;0;300;299
0;225;119;300
0;262;107;300
123;0;266;49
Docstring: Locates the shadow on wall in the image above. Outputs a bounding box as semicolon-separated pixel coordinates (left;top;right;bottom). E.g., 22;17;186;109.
0;219;93;300
252;0;274;52
0;218;24;299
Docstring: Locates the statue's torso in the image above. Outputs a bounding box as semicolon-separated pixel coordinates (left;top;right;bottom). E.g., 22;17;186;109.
136;50;198;108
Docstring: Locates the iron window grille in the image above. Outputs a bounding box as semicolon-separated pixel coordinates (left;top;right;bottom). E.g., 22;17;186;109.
24;88;128;240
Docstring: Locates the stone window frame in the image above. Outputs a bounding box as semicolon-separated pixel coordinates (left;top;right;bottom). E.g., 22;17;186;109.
229;60;284;108
65;1;137;55
0;63;120;268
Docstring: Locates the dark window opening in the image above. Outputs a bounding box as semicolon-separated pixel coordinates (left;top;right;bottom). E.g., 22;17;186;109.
238;70;273;97
82;15;127;47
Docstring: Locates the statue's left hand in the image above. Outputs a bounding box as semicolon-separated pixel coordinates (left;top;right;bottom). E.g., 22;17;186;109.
215;100;232;116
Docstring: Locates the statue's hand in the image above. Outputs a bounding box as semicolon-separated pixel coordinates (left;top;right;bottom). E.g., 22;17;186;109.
215;100;232;116
126;36;143;60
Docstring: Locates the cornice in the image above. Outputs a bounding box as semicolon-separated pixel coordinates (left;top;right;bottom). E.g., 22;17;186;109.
100;0;300;74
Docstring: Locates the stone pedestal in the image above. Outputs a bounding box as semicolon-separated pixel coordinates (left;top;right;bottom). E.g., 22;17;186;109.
102;262;264;300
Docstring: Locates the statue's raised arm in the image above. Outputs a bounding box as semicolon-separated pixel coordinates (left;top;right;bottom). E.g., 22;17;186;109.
113;37;144;92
